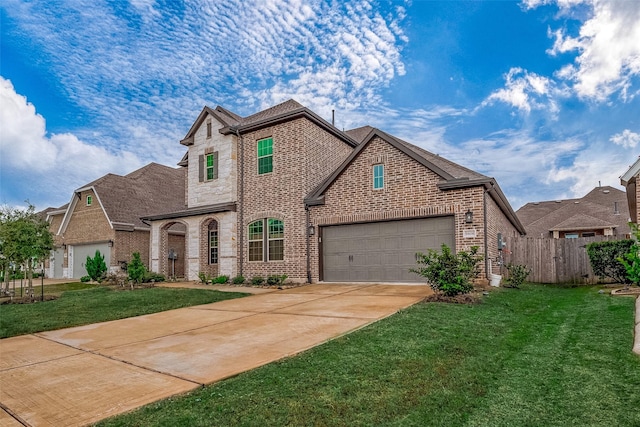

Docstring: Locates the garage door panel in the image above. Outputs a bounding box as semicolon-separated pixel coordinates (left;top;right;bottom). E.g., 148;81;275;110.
322;216;455;283
72;244;111;279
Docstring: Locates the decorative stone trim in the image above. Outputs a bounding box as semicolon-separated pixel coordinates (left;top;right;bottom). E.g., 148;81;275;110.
245;211;285;225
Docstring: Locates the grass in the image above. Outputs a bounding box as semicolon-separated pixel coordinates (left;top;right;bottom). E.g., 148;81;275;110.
0;284;248;338
98;284;640;427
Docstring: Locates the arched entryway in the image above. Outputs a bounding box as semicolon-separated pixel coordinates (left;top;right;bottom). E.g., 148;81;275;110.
160;221;187;279
199;217;219;278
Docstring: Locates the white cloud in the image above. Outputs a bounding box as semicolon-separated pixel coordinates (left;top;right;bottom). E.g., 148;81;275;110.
610;129;640;149
481;68;563;115
0;77;142;208
538;0;640;101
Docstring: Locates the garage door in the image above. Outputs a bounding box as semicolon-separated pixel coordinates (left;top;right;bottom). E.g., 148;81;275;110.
322;216;455;283
71;243;111;279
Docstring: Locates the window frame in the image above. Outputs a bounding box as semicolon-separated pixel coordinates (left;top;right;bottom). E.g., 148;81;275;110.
257;137;273;175
86;195;92;206
209;230;218;264
247;218;284;262
206;152;217;181
373;164;384;189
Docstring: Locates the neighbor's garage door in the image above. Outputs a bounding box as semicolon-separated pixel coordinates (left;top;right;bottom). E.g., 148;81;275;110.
322;216;455;283
72;243;111;278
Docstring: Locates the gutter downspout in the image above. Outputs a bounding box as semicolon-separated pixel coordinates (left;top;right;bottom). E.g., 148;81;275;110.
484;185;490;279
233;127;244;278
305;205;311;284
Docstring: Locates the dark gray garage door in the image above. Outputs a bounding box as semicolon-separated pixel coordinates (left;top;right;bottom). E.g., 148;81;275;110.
72;243;111;278
322;216;455;283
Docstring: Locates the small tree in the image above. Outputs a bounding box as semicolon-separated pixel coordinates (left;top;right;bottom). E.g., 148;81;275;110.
586;239;633;284
503;263;531;288
127;252;146;284
619;224;640;288
85;250;107;282
411;244;482;296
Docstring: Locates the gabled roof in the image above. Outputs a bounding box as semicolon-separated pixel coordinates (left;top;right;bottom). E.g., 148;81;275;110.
59;163;186;233
305;127;525;234
517;186;629;237
180;105;242;146
620;156;640;185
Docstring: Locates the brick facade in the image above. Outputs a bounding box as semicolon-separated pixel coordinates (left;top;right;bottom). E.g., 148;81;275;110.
308;136;497;280
238;117;353;281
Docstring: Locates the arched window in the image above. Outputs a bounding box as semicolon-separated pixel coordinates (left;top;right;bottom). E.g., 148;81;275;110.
208;220;218;264
248;218;284;261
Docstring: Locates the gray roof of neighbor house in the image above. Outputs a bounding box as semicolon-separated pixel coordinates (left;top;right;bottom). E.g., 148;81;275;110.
308;126;525;234
72;163;186;230
516;186;630;237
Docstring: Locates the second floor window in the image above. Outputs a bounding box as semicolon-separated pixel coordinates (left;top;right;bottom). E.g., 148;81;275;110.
373;164;384;189
206;152;217;180
257;137;273;174
86;195;92;206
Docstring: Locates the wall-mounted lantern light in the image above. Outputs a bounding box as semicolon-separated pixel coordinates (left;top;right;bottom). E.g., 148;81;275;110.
307;224;315;236
108;240;114;247
62;243;67;250
464;210;473;224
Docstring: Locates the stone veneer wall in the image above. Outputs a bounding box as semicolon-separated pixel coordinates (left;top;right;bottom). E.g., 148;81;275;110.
238;117;353;282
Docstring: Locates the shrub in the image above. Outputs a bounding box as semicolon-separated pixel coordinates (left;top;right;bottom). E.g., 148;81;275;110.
127;252;147;284
619;224;640;286
411;244;482;296
503;264;531;288
231;275;245;285
85;250;107;282
586;239;633;283
267;274;288;287
251;276;265;286
80;275;91;283
143;272;165;283
213;275;229;284
197;272;210;284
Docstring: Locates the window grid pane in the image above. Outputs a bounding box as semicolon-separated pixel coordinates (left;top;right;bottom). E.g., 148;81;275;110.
248;221;263;241
373;164;384;189
209;230;218;264
257;138;273;174
249;241;263;261
206;153;215;180
268;239;284;261
268;219;284;239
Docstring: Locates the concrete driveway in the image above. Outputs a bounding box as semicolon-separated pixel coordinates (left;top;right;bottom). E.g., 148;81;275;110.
0;283;431;426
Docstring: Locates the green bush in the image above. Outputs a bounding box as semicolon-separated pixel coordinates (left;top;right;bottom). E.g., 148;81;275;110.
85;250;107;282
127;252;147;284
251;276;265;286
586;239;633;283
411;244;482;296
197;272;211;284
213;275;229;284
80;275;91;283
231;275;245;285
267;274;288;287
503;264;531;288
619;224;640;286
143;272;165;283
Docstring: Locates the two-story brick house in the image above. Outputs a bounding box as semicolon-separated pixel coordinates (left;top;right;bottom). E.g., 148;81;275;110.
145;100;525;283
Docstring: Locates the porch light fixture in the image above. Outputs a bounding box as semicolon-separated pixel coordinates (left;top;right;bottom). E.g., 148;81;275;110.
62;243;67;250
464;210;473;224
108;240;114;247
307;224;315;236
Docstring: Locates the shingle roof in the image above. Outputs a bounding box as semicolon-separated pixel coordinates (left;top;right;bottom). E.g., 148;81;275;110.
77;163;186;229
237;99;304;127
516;186;630;237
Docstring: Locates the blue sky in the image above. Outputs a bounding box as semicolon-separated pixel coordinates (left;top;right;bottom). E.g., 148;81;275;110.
1;0;639;212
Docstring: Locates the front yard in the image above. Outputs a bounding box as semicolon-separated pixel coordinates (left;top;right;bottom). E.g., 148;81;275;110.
97;284;640;426
0;283;249;338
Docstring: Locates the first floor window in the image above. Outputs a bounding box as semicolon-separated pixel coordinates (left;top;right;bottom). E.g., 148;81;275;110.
209;221;218;264
248;218;284;261
373;164;384;189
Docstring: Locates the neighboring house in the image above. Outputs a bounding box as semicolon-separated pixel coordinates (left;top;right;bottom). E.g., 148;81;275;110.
620;156;640;225
145;99;525;283
45;163;185;279
516;186;630;239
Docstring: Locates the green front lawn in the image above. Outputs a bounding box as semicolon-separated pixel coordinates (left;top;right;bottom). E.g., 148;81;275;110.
99;284;640;427
0;284;248;338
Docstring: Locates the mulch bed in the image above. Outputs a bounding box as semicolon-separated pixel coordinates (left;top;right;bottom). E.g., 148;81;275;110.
0;295;59;305
423;290;486;304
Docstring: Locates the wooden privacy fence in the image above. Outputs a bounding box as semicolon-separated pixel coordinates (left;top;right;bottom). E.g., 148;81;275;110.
502;235;629;284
